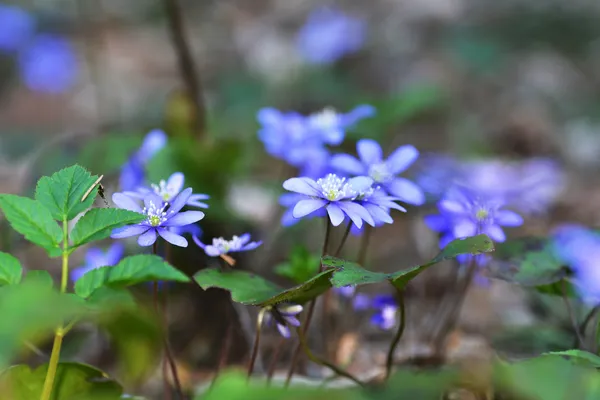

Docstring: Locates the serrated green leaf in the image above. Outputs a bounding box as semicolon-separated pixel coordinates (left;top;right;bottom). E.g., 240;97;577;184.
22;270;54;288
0;195;62;257
0;252;22;286
274;245;320;284
324;235;494;290
488;237;568;287
70;208;145;248
194;268;334;306
34;164;100;221
542;350;600;369
0;362;122;400
74;255;190;298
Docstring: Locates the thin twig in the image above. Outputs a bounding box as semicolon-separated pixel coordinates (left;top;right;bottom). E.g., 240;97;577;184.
577;306;600;351
162;0;206;135
562;280;585;349
266;337;286;386
334;222;352;257
247;309;265;377
295;327;364;387
285;221;331;386
384;291;406;381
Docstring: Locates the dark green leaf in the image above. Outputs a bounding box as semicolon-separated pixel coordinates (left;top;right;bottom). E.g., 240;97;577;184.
0;252;22;286
0;195;62;257
0;362;122;400
74;255;190;298
34;165;100;221
70;208;144;248
194;268;334;306
274;245;320;284
324;235;494;290
488;237;568;287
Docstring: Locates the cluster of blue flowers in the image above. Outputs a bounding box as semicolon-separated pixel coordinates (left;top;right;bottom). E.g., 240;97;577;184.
0;3;78;93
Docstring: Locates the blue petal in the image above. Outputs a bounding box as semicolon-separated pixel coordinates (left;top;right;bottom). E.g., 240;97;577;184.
453;219;477;238
157;228;188;247
167;172;185;194
338;201;374;227
137;229;157;246
281;208;300;227
143;192;164;210
330;154;365;176
112;193;143;212
283;177;321;197
70;265;95;282
495;210;523;227
386;178;425;206
277;323;291;338
241;241;262;252
341;104;376;127
192;235;205;249
386;145;419;174
203;245;222;257
423;214;448;232
164;211;205;227
168;188;192;214
84;247;105;267
111;225;148;239
364;204;393;224
137;129;167;163
483;224;506;242
326;204;346;226
356;139;383;165
105;242;125;265
348;176;374;193
293;199;327;218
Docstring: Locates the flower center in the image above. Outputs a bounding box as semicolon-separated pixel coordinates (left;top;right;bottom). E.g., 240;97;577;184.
476;208;489;221
212;236;243;254
368;162;393;183
355;186;375;201
317;173;357;201
151;179;179;201
143;201;168;227
310;107;338;129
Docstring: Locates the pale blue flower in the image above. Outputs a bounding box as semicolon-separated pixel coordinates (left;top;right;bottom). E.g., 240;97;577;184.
119;129;167;192
264;304;303;338
297;6;366;65
124;172;209;209
370;295;398;330
18;34;78;93
0;4;34;52
111;189;204;247
193;234;262;257
330;139;425;205
282;174;375;228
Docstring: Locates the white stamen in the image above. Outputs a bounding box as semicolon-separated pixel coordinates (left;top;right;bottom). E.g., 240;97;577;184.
317;174;357;201
143;201;168;227
151;179;179;201
368;162;393;183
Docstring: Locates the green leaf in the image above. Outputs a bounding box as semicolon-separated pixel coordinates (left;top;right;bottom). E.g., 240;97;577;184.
194;268;335;306
0;195;63;257
0;252;22;286
22;270;54;288
34;165;100;221
0;279;86;367
542;350;600;369
323;234;494;290
0;362;122;400
274;245;320;284
70;208;144;248
488;237;568;287
74;255;190;298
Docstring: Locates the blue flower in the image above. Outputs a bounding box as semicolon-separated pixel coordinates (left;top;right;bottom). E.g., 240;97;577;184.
425;186;523;243
264;304;303;338
283;174;375;228
370;295;398;330
110;189;205;247
0;4;34;53
552;224;600;304
296;6;366;65
124;172;209;209
413;153;463;202
71;243;124;282
279;193;327;227
331;139;425;206
119;129;167;192
193;234;262;257
334;285;356;298
18;34;78;93
257;105;374;179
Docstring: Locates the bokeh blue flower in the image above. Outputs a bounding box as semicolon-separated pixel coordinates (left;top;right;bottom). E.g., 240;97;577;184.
0;4;34;53
71;243;124;282
120;129;167;192
193;233;262;257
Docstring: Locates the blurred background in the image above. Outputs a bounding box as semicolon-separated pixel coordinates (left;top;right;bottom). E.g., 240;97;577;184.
2;0;600;397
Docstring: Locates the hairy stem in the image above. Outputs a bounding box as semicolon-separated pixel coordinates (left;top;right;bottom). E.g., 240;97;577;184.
357;225;372;266
385;291;406;381
247;309;266;377
162;0;206;136
562;280;584;349
295;327;364;387
40;218;70;400
266;337;286;386
285;221;331;386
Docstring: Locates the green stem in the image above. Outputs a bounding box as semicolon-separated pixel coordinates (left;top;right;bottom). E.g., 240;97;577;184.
295;327;364;387
562;280;584;349
40;218;70;400
247;309;266;378
357;225;372;266
384;291;406;381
